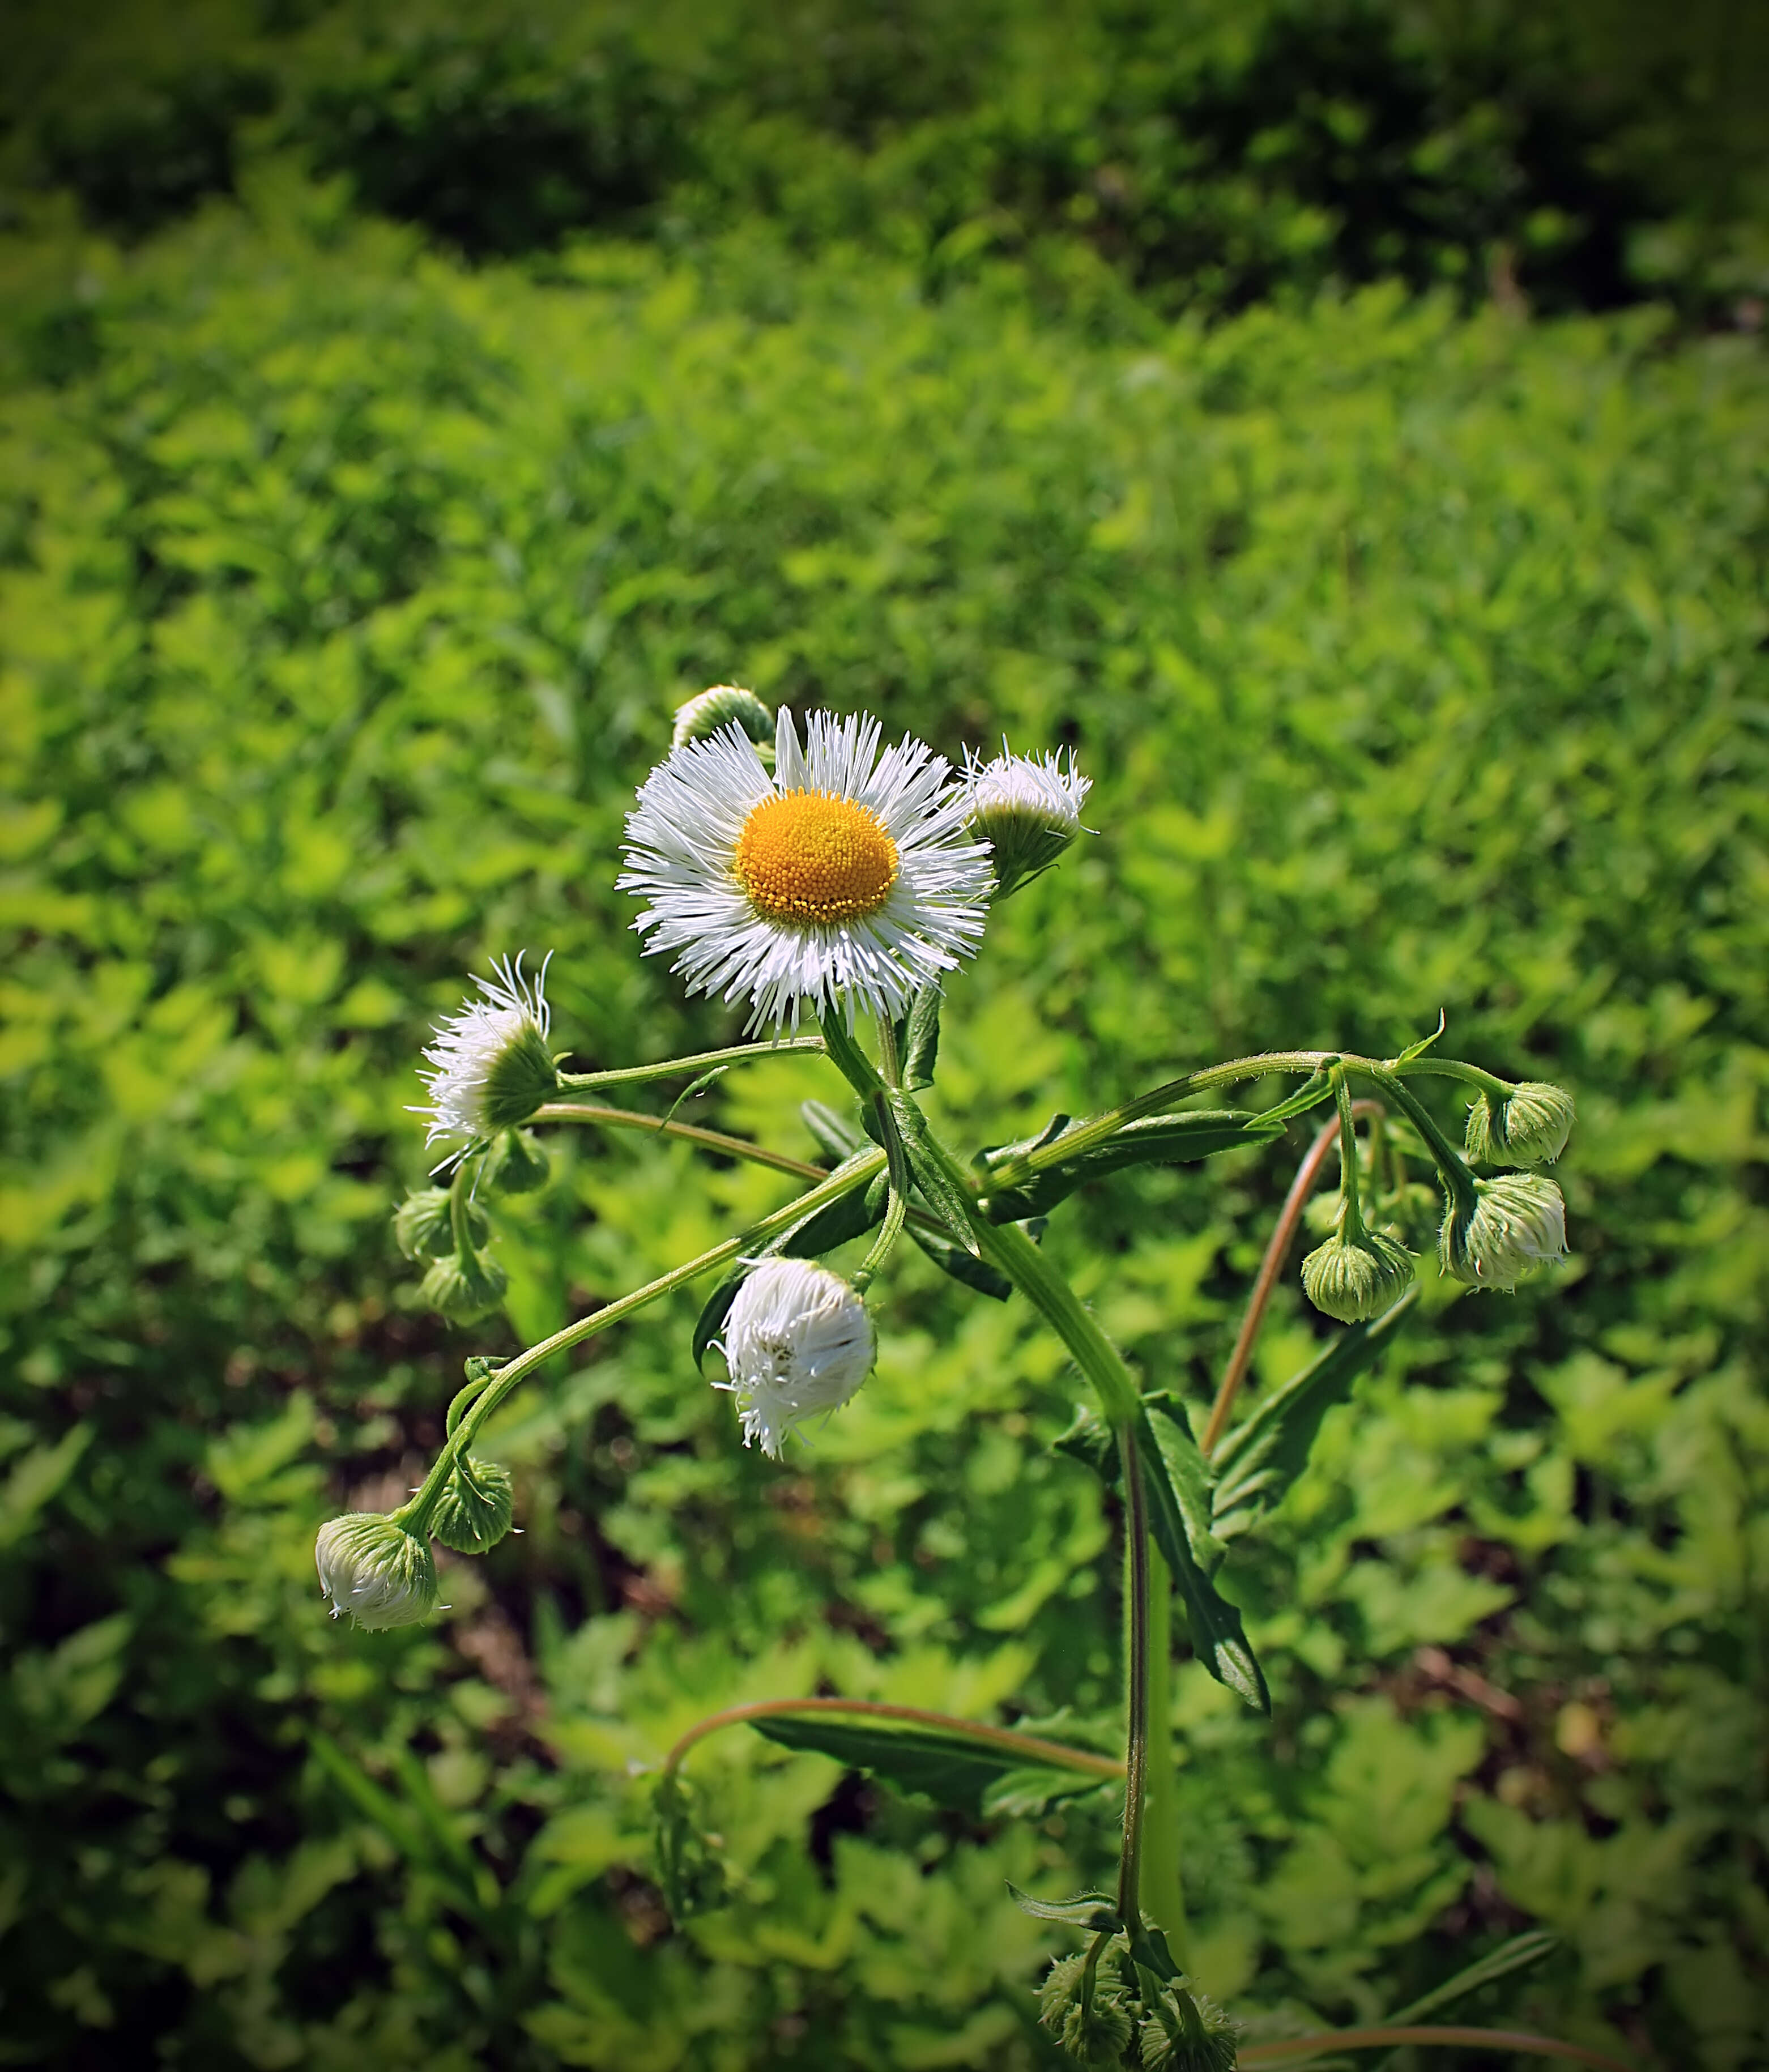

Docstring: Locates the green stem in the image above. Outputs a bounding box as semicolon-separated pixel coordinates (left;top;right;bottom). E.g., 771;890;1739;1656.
972;1218;1143;1430
446;1156;477;1257
660;1698;1123;1783
1140;1541;1190;1962
393;1150;885;1534
556;1036;824;1092
1389;1056;1511;1100
1116;1423;1150;1934
1332;1068;1367;1242
1354;1063;1477;1215
534;1101;828;1181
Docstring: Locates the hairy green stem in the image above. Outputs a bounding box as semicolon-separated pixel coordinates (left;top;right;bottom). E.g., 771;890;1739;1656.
1332;1068;1367;1242
394;1150;885;1533
1116;1423;1151;1934
556;1035;824;1092
1140;1541;1189;1963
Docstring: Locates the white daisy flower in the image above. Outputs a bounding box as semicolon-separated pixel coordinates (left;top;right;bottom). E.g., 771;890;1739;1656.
965;742;1092;898
1440;1173;1568;1290
316;1512;438;1630
413;952;560;1166
713;1257;875;1457
619;707;992;1032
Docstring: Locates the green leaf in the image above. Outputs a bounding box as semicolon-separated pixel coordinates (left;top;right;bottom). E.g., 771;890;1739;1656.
979;1111;1286;1223
1393;1011;1448;1065
1135;1404;1271;1713
654;1771;730;1922
1386;1929;1558;2025
692;1273;746;1376
979;1765;1112;1819
909;1221;1013;1300
1006;1884;1120;1930
887;1089;982;1256
0;1423;91;1550
749;1712;1107;1817
897;986;942;1092
801;1098;863;1164
1210;1290;1418;1541
661;1066;728;1124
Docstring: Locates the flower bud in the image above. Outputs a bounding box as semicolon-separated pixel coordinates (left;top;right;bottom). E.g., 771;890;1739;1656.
1300;1226;1414;1323
965;744;1092;899
482;1127;550;1195
1137;1983;1241;2071
394;1187;487;1261
420;1246;509;1323
414;953;560;1166
1465;1081;1575;1166
316;1512;438;1630
1038;1951;1135;2066
671;684;773;749
430;1456;515;1553
1440;1173;1567;1290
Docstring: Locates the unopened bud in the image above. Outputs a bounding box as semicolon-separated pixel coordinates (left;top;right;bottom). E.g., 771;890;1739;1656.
316;1512;438;1630
1440;1173;1567;1290
1138;1981;1241;2070
1465;1081;1575;1166
483;1127;550;1195
420;1247;509;1323
966;744;1092;899
671;684;773;749
430;1456;516;1553
1039;1951;1135;2066
394;1187;486;1261
1301;1227;1414;1323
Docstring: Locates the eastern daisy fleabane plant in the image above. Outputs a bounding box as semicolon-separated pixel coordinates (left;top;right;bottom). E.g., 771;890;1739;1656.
965;742;1092;899
619;707;992;1031
713;1257;875;1457
413;952;560;1167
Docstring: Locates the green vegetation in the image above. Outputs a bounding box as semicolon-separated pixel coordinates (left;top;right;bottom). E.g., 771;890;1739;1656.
2;2;1766;2066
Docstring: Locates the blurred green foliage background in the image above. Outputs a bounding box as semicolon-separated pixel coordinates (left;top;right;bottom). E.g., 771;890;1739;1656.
1;1;1766;2066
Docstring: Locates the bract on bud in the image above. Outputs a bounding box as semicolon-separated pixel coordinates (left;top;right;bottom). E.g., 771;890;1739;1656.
1038;1951;1134;2066
430;1456;515;1553
671;684;773;750
1465;1081;1576;1166
420;1247;509;1323
1440;1172;1567;1290
1300;1227;1415;1323
414;953;560;1168
965;743;1092;899
1137;1983;1241;2071
482;1127;550;1195
316;1512;438;1630
394;1187;486;1261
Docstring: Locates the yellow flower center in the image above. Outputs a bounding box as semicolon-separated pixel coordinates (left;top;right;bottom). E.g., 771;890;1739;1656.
734;790;900;926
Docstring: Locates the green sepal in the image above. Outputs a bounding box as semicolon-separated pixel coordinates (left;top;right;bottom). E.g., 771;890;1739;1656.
749;1712;1107;1818
1007;1885;1120;1930
653;1770;730;1923
481;1128;549;1194
1210;1290;1417;1542
892;986;943;1092
978;1112;1285;1223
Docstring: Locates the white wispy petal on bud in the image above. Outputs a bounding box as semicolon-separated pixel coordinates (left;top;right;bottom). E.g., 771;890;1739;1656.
712;1257;875;1458
965;741;1092;898
671;683;773;749
315;1513;438;1630
1465;1081;1576;1166
412;952;559;1167
1442;1172;1568;1290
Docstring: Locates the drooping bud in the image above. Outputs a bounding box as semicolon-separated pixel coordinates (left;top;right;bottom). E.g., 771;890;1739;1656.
394;1187;487;1261
1465;1081;1575;1166
316;1512;438;1630
481;1127;550;1195
1038;1951;1135;2067
420;1247;509;1323
965;743;1092;899
1137;1981;1241;2071
1440;1172;1567;1290
1300;1226;1415;1323
712;1258;875;1459
671;684;773;750
429;1456;516;1553
413;953;560;1168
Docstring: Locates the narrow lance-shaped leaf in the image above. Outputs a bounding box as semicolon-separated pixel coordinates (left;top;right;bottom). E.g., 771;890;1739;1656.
887;1088;983;1256
896;986;942;1092
749;1712;1113;1818
1210;1291;1418;1542
1384;1929;1559;2027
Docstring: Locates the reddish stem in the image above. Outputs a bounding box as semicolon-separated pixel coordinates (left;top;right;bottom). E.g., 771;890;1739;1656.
1239;2026;1634;2070
660;1697;1123;1781
1200;1099;1382;1458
